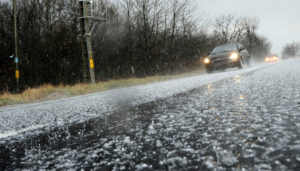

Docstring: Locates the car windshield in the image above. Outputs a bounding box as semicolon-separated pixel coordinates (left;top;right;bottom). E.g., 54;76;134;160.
211;44;237;54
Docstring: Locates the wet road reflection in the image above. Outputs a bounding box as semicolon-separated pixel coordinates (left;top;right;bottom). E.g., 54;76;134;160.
234;74;242;84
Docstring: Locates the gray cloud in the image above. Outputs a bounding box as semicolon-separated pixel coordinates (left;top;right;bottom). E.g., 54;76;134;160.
194;0;300;54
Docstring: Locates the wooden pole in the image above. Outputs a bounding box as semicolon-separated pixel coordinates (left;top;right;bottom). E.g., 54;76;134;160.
78;1;88;83
13;0;20;92
83;1;96;84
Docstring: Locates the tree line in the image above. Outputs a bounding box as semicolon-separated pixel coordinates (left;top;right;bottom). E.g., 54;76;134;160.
282;42;300;58
0;0;271;92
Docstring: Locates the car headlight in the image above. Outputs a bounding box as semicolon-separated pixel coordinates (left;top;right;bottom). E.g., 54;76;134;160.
229;53;239;61
203;58;210;64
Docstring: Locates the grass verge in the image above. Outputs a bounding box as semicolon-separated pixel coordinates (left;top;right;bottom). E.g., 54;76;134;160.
0;69;205;107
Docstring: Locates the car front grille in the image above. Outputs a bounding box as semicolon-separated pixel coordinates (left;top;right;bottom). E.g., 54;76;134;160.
211;57;228;63
211;57;230;68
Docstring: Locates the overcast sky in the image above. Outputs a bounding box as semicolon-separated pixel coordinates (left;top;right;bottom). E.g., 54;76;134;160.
194;0;300;54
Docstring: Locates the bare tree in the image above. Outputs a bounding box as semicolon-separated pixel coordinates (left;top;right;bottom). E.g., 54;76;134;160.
213;14;244;43
169;0;187;61
282;42;300;58
241;17;259;53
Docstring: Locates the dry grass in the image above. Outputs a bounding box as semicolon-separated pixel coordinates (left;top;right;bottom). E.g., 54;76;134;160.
0;69;205;107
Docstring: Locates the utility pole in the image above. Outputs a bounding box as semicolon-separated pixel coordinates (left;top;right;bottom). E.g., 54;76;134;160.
83;1;95;84
78;1;88;83
13;0;20;92
78;0;104;84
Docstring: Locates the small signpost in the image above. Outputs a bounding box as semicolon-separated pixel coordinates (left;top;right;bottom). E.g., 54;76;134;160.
9;54;20;91
15;57;19;79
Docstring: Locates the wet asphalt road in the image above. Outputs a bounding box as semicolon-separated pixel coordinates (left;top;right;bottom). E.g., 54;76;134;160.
1;59;300;170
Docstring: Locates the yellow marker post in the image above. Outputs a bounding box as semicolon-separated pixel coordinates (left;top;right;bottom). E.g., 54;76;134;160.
89;58;94;69
15;70;19;79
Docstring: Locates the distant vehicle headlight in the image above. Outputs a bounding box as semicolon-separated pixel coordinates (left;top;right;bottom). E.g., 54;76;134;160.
203;58;210;64
229;53;239;61
265;56;278;62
